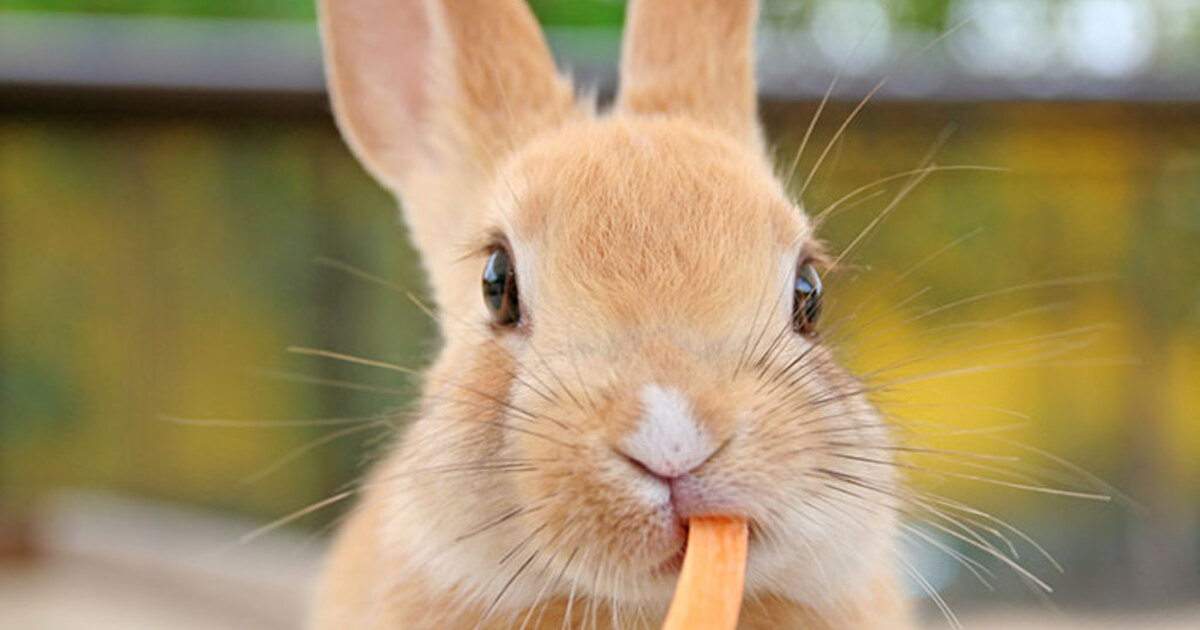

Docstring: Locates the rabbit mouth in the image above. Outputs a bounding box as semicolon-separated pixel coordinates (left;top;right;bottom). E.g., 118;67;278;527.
647;513;758;578
653;547;687;575
644;510;690;575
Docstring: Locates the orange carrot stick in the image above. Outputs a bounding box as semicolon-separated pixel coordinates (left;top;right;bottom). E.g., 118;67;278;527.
661;516;749;630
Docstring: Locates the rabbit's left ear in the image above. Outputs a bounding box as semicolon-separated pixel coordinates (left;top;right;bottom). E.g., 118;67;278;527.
318;0;574;193
318;0;576;315
616;0;762;150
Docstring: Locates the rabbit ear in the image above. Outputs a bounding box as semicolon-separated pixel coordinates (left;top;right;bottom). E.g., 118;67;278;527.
616;0;762;149
318;0;574;280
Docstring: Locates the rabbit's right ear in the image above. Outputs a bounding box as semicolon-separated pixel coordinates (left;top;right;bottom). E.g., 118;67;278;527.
617;0;762;150
318;0;574;282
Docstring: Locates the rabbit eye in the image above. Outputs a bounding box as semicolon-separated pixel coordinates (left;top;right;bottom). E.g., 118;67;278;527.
792;261;823;335
482;247;521;327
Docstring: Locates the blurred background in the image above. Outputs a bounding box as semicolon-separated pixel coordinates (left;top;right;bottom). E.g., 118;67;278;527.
1;1;1198;628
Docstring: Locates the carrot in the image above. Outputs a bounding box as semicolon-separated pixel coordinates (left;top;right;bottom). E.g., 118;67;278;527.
661;516;749;630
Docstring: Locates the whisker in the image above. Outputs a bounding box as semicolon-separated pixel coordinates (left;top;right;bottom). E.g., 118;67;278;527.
781;11;885;191
798;76;888;200
834;274;1116;355
476;547;542;630
833;452;1111;501
911;511;1053;593
239;489;357;544
241;420;390;484
813;167;1002;227
245;367;408;396
454;494;557;544
405;291;573;415
288;346;576;439
159;414;384;428
899;555;961;629
919;491;1064;574
900;522;996;590
910;497;1020;561
498;523;549;567
961;435;1134;509
314;256;411;294
829;155;937;269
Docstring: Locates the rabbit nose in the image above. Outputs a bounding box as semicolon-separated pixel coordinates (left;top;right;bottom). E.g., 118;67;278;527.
619;383;719;480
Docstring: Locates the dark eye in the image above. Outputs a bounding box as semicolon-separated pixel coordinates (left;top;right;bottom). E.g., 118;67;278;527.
482;247;521;327
792;261;823;335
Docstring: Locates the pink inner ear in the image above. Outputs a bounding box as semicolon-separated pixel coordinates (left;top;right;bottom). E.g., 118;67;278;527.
386;0;430;131
322;0;434;174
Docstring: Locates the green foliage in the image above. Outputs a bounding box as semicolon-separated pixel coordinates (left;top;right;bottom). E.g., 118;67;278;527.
0;0;960;26
896;0;950;29
528;0;625;26
0;0;315;20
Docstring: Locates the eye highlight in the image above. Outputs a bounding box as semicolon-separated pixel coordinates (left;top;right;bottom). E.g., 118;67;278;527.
482;247;521;327
792;260;823;335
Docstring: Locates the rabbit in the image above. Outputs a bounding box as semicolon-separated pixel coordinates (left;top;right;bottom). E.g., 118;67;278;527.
312;0;913;628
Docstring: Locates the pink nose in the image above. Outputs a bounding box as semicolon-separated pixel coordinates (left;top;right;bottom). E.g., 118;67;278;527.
620;450;729;518
620;383;720;479
622;447;711;481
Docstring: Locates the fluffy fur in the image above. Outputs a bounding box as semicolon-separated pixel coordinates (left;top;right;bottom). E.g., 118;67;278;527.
313;0;912;627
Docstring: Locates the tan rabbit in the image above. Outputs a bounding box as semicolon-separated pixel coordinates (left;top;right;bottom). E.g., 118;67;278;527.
313;0;912;627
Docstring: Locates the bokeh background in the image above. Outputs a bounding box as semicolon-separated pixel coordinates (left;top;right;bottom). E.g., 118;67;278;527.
1;1;1198;628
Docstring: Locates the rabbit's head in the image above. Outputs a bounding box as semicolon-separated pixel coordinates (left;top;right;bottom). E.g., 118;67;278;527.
320;0;897;616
